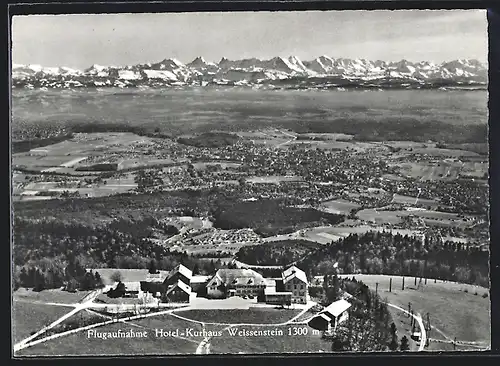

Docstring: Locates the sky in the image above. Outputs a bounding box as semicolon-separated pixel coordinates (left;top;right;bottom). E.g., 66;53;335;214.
11;10;487;69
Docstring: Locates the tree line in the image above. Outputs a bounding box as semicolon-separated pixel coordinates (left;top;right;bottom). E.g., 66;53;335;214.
14;256;104;292
298;231;488;287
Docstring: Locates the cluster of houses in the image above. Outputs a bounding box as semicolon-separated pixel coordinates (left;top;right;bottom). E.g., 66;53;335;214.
120;264;310;306
108;263;352;335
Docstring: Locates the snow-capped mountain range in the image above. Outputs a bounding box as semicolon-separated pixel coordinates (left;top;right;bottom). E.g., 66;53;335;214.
12;56;487;90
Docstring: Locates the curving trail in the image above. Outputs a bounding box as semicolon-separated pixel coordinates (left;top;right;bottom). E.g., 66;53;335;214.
14;289;101;352
193;302;316;354
386;303;426;352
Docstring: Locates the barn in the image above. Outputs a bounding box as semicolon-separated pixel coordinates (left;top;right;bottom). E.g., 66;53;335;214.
165;280;191;303
308;299;352;334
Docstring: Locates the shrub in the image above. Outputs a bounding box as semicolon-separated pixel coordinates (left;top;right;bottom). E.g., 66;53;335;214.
482;292;488;298
464;288;468;293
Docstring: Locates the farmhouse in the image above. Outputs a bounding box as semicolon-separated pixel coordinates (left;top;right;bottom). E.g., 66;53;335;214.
206;268;267;299
139;264;193;302
282;266;309;304
164;280;191;303
308;299;352;334
164;264;192;287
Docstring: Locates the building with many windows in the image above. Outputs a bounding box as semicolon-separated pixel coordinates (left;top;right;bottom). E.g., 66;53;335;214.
206;268;268;299
282;266;308;304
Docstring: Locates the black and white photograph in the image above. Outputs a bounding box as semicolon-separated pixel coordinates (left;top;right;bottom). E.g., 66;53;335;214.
10;9;491;356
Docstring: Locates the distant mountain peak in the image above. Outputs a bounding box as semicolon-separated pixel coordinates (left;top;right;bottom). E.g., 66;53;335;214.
12;55;488;90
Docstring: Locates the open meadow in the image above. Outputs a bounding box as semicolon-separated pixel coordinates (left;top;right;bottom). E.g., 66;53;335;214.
15;320;200;356
173;308;301;325
12;301;74;344
319;199;361;215
299;225;422;244
396;160;488;182
338;274;490;350
356;208;478;228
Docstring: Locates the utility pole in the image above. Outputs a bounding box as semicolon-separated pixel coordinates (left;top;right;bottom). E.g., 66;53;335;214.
389;278;392;292
402;277;405;291
414;277;417;286
375;282;379;296
427;313;431;339
408;302;411;318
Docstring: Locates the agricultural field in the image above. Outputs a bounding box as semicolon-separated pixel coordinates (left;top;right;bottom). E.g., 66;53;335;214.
391;194;439;209
13;172;139;200
237;129;297;147
246;175;304;184
11;132;192;200
356;208;478;228
191;162;242;170
319;199;361;215
163;216;213;231
395;159;488;182
298;225;422;245
87;268;168;285
338;274;490;350
296;133;354;141
13;288;91;304
288;139;377;152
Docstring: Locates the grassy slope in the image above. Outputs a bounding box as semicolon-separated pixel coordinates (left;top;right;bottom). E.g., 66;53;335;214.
173;309;301;325
14;288;91;304
209;324;331;354
339;275;490;346
12;302;74;344
15;322;197;356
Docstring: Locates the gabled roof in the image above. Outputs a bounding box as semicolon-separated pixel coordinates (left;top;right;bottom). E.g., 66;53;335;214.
210;268;266;287
166;280;191;295
282;265;308;284
168;264;193;281
321;299;352;318
146;272;166;282
191;275;211;283
123;281;141;292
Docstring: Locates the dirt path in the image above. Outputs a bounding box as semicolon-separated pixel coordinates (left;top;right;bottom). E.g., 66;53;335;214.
192;302;316;354
14;289;102;352
386;303;426;352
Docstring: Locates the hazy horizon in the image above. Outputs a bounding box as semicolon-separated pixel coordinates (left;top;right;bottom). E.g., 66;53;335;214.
11;10;487;69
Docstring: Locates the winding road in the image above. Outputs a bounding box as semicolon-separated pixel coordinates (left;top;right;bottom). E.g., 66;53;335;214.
386;303;426;352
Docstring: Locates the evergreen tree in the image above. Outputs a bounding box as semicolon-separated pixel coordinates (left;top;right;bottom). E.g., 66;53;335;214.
19;267;29;287
388;323;398;351
148;259;158;274
33;269;46;292
94;271;104;288
400;335;410;351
